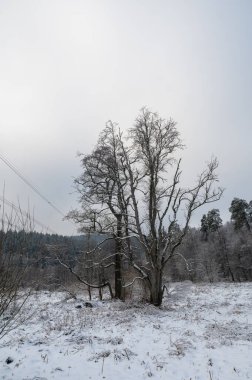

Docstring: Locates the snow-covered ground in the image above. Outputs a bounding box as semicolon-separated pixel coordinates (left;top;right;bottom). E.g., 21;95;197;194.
0;282;252;380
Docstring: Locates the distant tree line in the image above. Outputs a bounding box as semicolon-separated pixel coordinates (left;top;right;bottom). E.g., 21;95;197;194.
1;198;251;304
166;199;252;282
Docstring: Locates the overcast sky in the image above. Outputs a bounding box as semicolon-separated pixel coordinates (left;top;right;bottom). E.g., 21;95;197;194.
0;0;252;235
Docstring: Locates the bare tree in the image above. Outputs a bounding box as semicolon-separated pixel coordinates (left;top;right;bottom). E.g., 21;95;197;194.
66;122;131;300
68;108;223;306
119;108;223;305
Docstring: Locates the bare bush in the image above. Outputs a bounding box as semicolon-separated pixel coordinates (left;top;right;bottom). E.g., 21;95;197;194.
0;198;33;338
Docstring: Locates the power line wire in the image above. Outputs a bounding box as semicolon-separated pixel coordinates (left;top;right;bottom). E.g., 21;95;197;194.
0;153;65;217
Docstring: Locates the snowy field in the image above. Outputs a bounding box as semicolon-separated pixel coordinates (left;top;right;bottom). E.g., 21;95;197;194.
0;282;252;380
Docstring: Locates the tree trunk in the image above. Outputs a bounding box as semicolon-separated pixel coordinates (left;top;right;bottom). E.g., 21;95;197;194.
115;250;122;299
150;267;163;306
115;215;124;300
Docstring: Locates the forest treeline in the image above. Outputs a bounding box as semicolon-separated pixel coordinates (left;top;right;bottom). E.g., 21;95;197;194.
169;219;252;282
1;199;252;287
